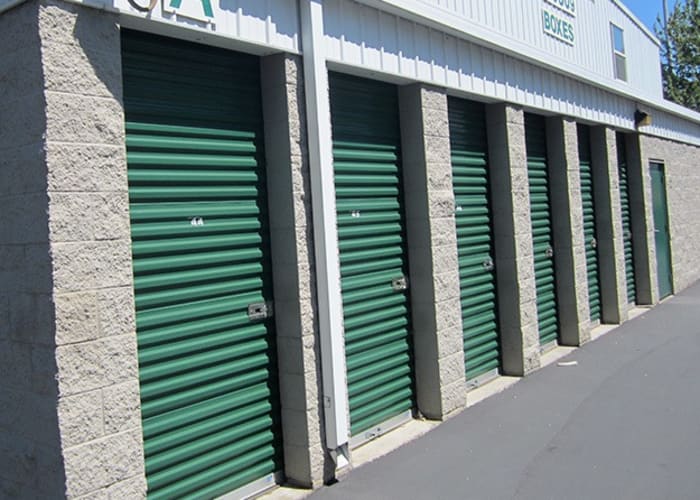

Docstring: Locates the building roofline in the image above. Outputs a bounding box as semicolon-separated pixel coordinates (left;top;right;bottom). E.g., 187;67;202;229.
612;0;662;47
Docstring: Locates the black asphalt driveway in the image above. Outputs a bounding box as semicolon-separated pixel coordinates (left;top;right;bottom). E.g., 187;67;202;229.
311;282;700;500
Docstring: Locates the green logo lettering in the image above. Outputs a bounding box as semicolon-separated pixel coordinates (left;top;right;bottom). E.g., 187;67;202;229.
169;0;213;18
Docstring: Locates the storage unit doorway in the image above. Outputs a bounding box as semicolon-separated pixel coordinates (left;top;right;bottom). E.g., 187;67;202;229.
122;30;284;498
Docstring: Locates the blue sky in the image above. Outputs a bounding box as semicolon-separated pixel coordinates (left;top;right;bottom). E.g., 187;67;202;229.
622;0;682;31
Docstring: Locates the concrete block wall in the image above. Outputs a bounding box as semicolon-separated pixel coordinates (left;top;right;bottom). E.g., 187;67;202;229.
485;104;540;376
0;2;65;498
398;84;466;419
261;53;330;488
0;0;147;497
623;133;656;306
590;127;628;323
42;1;147;497
640;135;700;293
545;117;590;345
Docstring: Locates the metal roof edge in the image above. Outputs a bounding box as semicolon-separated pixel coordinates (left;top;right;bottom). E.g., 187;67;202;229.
612;0;662;47
649;98;700;125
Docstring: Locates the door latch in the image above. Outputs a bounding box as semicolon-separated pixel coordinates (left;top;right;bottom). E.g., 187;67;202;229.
391;276;408;291
248;302;273;320
590;237;598;249
483;257;495;271
545;246;554;258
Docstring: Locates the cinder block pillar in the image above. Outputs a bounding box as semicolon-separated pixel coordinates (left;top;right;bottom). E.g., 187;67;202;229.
45;2;147;497
485;104;540;376
545;117;590;345
261;53;330;487
0;1;64;498
0;0;148;497
590;127;628;324
398;84;466;419
627;134;658;305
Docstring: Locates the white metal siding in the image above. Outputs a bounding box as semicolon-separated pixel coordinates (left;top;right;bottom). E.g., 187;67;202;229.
83;0;300;54
323;0;699;147
352;0;662;100
11;0;700;146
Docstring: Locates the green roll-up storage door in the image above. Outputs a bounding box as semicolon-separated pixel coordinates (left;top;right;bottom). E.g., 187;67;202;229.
329;73;415;438
447;98;500;381
525;113;559;346
122;30;282;499
616;133;636;304
577;125;601;322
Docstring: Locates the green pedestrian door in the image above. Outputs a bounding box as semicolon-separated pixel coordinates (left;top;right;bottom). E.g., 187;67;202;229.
122;31;282;498
525;114;560;347
448;98;500;381
650;163;673;299
617;133;637;304
329;73;415;440
577;126;602;322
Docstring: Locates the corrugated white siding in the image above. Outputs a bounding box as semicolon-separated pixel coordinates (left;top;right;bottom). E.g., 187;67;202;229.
353;0;663;100
647;109;700;147
323;0;700;146
83;0;300;53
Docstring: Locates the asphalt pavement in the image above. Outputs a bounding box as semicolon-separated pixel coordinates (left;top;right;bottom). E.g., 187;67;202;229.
310;282;700;500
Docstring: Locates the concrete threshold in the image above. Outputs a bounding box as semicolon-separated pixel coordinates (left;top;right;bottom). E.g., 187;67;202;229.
540;345;578;368
349;418;439;470
257;485;310;500
466;375;520;408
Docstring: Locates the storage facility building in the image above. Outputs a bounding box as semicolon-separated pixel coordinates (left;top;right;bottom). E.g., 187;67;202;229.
1;0;699;497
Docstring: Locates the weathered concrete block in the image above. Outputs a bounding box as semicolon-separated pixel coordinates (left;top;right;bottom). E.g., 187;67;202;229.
39;0;121;52
55;335;138;396
281;408;313;448
103;381;141;435
54;292;100;345
63;429;144;498
0;193;51;245
21;244;55;294
438;351;466;386
0;341;33;392
45;93;124;145
51;240;133;292
0;92;47;150
0;142;47;197
58;390;104;448
46;144;127;193
9;292;55;345
49;192;130;243
43;42;121;98
98;287;136;338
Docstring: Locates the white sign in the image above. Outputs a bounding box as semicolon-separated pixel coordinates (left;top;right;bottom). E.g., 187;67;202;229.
544;0;576;17
543;9;575;45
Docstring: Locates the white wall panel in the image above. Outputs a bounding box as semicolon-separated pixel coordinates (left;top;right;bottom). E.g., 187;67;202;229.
323;0;699;147
71;0;300;54
355;0;663;101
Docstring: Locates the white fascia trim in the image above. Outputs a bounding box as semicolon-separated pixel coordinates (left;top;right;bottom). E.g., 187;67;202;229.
0;0;28;14
353;0;700;127
60;0;302;55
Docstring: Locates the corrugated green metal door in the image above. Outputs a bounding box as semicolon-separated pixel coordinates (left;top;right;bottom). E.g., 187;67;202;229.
122;30;282;499
448;98;500;381
616;133;636;304
329;73;415;438
650;163;673;299
525;114;559;346
577;125;601;322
